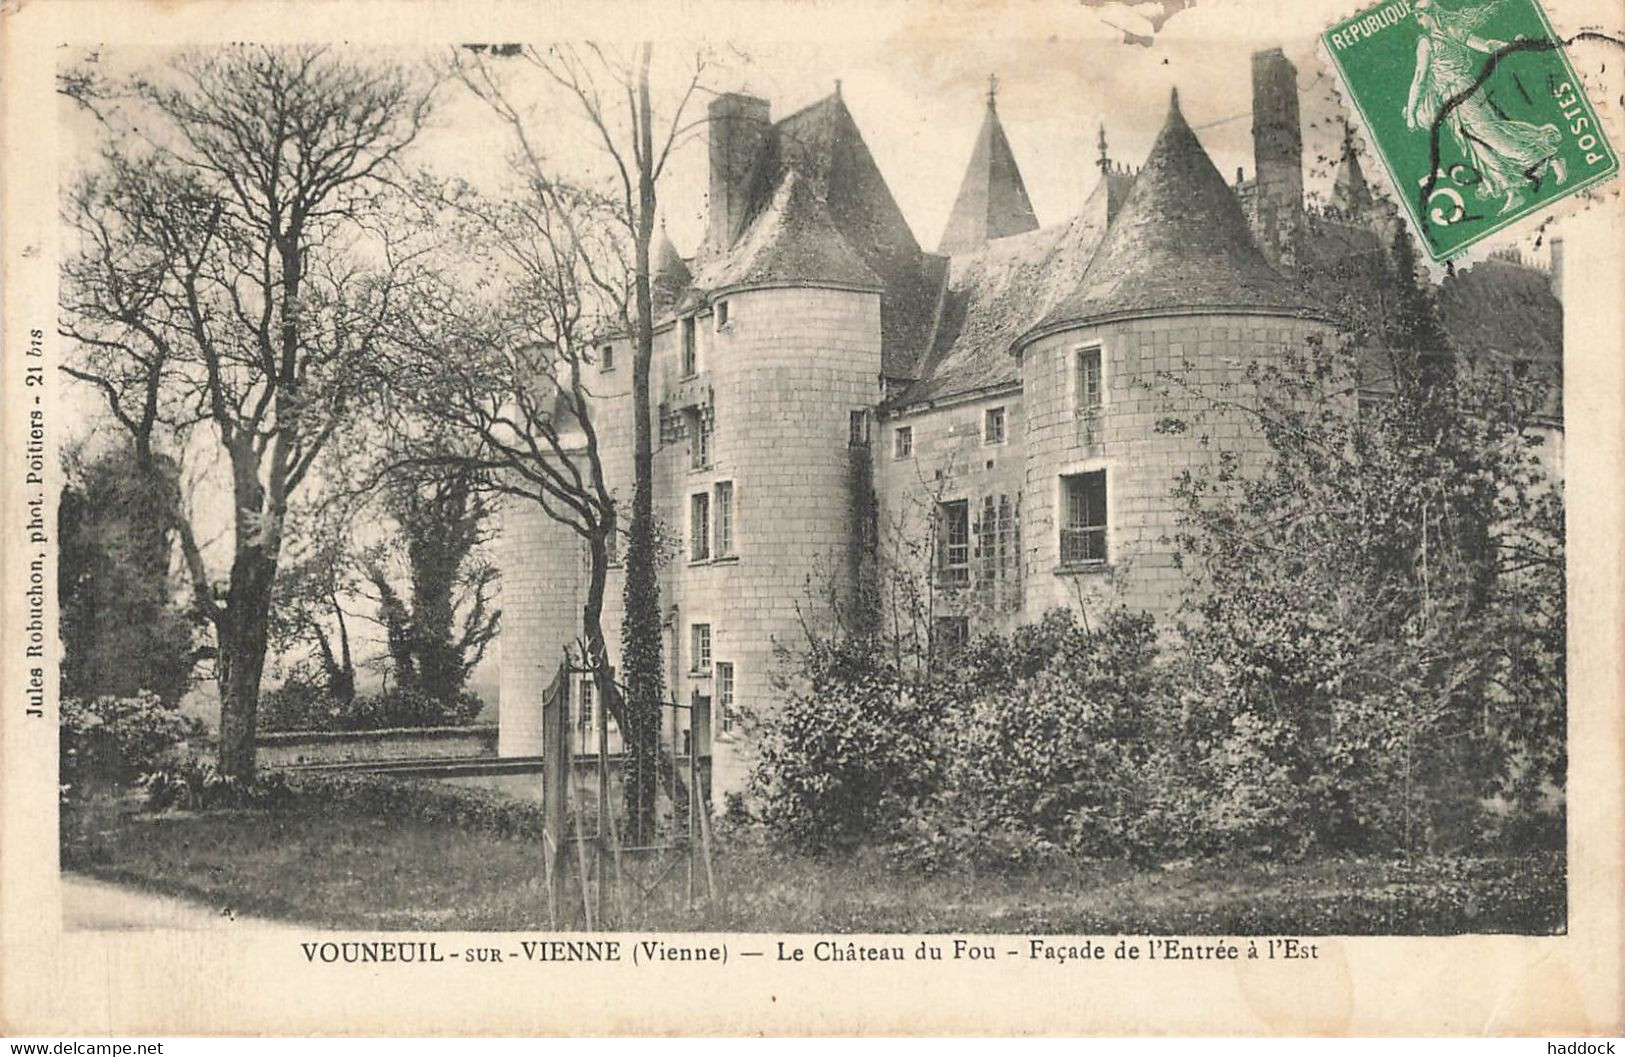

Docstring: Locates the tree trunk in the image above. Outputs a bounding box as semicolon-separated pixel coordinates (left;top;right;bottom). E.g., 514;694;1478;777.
618;44;666;845
216;546;278;780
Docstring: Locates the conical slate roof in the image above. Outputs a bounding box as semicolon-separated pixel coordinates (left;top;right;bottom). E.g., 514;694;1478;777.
1332;122;1374;214
689;168;882;293
652;228;692;311
1026;90;1321;340
937;87;1041;255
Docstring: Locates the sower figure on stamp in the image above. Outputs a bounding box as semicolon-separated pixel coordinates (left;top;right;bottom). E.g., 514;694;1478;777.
1404;0;1565;213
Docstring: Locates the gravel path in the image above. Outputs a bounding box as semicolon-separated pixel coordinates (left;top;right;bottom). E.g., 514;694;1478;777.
62;873;293;931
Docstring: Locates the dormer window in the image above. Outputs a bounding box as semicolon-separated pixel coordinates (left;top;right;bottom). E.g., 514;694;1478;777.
681;317;698;377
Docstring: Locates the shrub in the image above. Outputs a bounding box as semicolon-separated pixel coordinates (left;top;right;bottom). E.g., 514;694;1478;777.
752;609;1167;867
142;754;295;811
280;771;545;839
750;636;945;855
60;691;201;792
260;681;485;733
900;610;1167;870
259;679;340;733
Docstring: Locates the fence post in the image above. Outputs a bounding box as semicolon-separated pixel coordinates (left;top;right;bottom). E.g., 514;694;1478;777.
541;659;572;923
596;667;610;925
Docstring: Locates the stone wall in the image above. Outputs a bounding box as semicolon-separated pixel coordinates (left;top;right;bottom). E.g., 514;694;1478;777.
876;389;1029;639
256;725;499;769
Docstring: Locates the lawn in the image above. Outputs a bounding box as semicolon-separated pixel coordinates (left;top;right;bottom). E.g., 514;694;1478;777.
60;794;1565;934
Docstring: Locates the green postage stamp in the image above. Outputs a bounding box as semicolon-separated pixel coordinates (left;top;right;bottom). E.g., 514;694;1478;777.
1324;0;1618;261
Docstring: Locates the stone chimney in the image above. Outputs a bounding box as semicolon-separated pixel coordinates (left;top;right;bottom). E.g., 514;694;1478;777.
707;92;771;254
1250;48;1304;268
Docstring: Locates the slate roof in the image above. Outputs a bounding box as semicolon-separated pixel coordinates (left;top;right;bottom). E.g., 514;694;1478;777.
652;229;693;314
1331;123;1374;215
1026;90;1324;341
936;95;1041;254
897;177;1116;406
689;170;882;294
667;81;1555;411
677;93;938;380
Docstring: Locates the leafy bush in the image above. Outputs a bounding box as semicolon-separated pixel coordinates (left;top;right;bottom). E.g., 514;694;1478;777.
260;680;484;733
60;691;201;792
142;754;295;811
753;609;1173;867
750;636;945;854
894;611;1168;870
259;679;340;733
280;771;545;839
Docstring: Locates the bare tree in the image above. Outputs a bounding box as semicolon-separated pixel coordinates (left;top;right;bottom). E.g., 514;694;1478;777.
58;46;439;778
372;175;625;753
452;44;712;837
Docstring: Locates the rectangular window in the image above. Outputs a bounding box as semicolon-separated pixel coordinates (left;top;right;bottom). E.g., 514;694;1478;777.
691;623;712;673
600;344;615;371
1076;346;1103;409
579;676;594;730
849;409;871;448
933;615;970;654
984;406;1007;445
975;495;997;586
716;661;735;734
714;481;734;557
690;492;711;562
715;300;730;329
681;316;697;376
1060;470;1108;566
1076;347;1104;443
893;425;912;459
687;409;710;470
937;499;970;585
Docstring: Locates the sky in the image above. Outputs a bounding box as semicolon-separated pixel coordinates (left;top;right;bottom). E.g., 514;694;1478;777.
430;11;1382;260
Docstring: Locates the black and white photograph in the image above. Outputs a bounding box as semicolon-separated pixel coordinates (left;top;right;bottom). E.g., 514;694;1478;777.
4;0;1623;1038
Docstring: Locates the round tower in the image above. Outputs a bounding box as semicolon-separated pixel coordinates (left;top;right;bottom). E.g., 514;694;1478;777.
661;167;886;792
1012;88;1334;621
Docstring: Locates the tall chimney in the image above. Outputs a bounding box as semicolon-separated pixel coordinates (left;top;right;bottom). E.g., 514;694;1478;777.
706;93;771;254
1250;49;1304;268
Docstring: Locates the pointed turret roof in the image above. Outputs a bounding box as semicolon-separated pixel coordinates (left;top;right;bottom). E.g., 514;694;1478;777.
936;77;1041;255
689;169;881;293
652;227;692;311
1332;122;1374;214
1024;89;1321;341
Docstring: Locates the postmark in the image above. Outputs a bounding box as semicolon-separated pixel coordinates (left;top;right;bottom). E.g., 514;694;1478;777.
1323;0;1618;261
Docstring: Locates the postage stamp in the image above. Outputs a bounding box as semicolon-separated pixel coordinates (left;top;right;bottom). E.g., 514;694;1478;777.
1323;0;1619;261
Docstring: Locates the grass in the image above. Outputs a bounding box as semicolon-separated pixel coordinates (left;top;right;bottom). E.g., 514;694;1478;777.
61;794;1565;934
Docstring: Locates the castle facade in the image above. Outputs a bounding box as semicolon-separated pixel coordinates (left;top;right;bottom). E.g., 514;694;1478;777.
497;49;1562;791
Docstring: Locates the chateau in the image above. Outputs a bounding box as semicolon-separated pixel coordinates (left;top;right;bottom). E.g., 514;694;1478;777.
497;48;1563;790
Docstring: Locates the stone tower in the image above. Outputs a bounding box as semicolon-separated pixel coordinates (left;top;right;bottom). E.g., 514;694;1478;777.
1014;89;1330;619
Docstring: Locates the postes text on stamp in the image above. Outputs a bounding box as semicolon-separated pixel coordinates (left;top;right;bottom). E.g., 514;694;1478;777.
1324;0;1618;261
